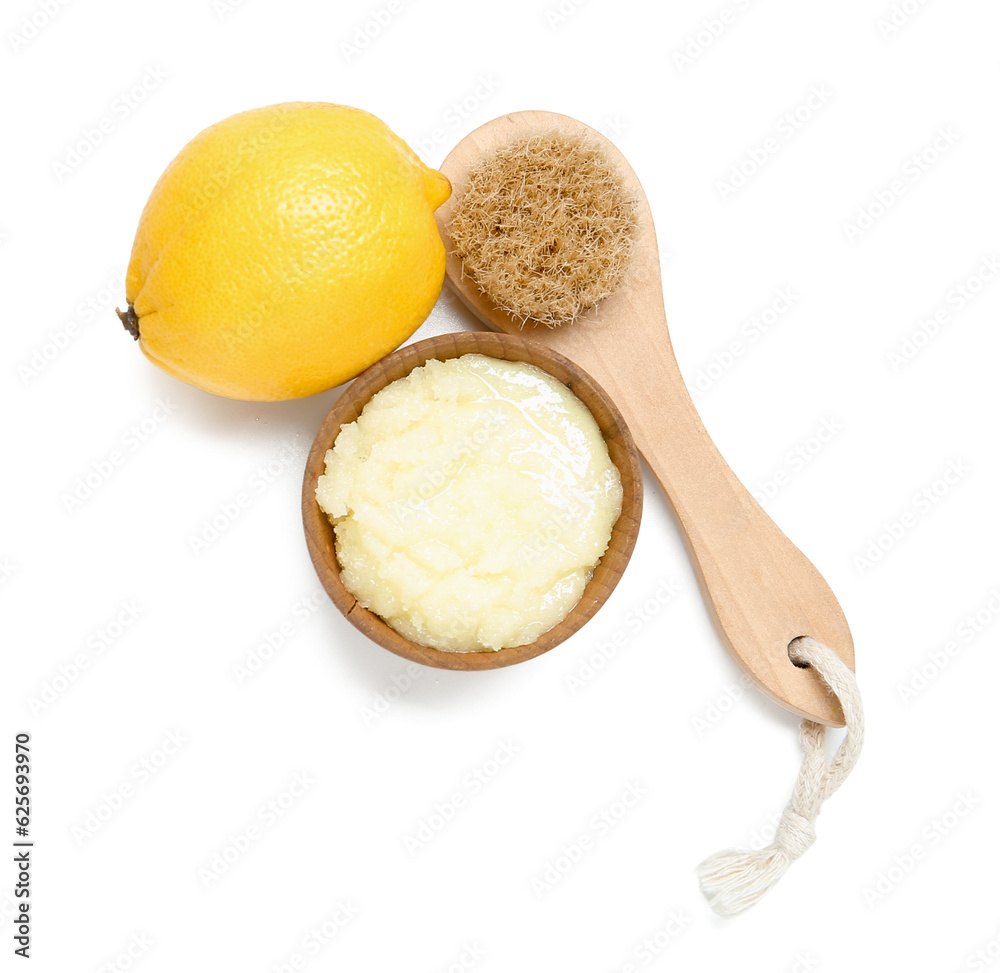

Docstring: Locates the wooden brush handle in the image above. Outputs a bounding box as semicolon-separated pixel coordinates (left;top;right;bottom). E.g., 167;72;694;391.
435;109;854;725
634;349;854;726
545;318;855;727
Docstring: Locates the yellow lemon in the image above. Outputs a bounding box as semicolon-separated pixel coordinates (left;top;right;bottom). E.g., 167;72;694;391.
118;102;451;400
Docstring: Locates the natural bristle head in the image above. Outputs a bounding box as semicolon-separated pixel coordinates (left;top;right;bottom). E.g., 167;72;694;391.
448;131;637;327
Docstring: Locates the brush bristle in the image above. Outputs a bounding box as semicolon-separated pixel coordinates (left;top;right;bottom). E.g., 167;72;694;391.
448;131;637;327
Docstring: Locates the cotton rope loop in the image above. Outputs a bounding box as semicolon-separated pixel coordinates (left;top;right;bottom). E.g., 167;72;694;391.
697;636;864;918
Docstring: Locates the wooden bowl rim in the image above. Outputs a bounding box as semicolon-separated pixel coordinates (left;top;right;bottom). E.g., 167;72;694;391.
301;330;643;671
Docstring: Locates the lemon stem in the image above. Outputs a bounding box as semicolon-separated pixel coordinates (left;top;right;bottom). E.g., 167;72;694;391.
116;305;140;340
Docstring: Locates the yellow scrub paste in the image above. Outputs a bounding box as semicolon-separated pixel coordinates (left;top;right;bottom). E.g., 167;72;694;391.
316;354;623;652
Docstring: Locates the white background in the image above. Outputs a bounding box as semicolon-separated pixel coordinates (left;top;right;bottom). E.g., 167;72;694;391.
3;0;999;969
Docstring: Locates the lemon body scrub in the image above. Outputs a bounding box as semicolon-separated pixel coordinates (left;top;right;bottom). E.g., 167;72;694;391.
316;354;623;652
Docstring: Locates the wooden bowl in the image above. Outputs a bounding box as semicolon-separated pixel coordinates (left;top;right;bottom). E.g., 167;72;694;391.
302;331;643;670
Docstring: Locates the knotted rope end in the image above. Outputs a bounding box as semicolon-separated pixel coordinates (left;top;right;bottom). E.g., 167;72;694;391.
697;808;817;917
696;637;863;917
697;846;789;918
